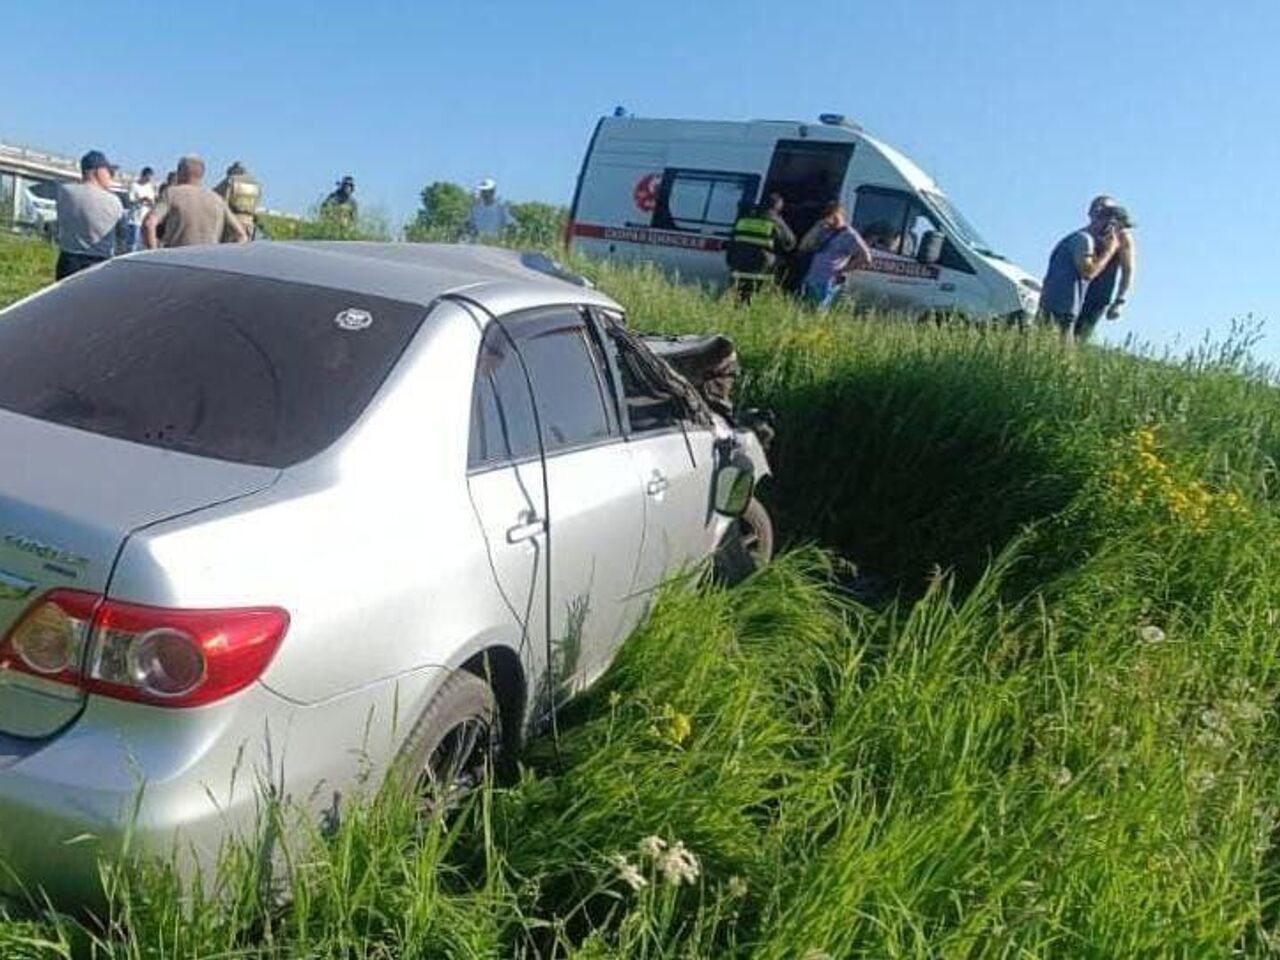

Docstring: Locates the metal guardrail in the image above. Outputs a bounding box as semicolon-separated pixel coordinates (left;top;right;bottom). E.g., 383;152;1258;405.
0;140;136;188
0;141;79;179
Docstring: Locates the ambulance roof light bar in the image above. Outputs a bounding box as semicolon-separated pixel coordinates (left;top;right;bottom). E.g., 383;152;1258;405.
819;113;863;132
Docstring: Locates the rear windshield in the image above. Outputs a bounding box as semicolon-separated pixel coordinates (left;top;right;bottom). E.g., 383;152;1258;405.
0;261;429;467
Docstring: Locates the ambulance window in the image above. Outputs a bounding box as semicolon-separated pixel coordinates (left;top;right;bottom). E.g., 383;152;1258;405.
655;169;760;233
705;180;745;226
668;177;711;224
852;189;912;255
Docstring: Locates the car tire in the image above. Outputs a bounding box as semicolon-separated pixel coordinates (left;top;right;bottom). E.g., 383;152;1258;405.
392;670;499;812
714;496;775;585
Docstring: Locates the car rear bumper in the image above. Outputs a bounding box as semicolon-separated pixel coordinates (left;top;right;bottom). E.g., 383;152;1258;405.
0;665;446;906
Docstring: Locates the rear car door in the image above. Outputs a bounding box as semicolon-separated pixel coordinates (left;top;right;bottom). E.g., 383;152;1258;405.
465;321;550;700
501;307;647;695
601;319;719;600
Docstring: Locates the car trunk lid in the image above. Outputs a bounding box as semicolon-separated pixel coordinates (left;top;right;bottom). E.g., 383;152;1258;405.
0;410;277;738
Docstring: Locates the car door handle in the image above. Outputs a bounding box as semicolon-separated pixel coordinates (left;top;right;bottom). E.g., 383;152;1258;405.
646;472;670;497
506;514;546;544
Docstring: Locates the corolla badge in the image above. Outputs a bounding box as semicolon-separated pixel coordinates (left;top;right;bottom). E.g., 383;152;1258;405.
334;308;373;331
2;533;89;569
0;569;35;601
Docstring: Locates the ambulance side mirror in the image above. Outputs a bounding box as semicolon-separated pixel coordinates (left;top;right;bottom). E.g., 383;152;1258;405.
917;231;944;265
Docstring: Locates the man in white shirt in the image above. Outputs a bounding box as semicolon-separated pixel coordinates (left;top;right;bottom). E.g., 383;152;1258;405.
464;178;513;241
54;149;125;279
125;166;157;252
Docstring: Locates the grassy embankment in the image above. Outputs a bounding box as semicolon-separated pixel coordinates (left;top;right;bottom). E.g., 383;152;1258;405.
3;234;1280;956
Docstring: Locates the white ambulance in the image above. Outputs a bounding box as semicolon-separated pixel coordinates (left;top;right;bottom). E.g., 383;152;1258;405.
567;114;1041;321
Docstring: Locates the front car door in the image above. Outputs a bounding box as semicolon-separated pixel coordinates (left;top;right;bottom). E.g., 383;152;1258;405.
598;315;720;604
501;307;648;697
848;186;982;316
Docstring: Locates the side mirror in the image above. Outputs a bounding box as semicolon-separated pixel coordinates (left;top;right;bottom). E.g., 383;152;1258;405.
713;450;756;517
917;230;944;265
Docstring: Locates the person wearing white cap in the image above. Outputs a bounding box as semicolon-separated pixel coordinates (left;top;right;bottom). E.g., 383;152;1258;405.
463;177;513;241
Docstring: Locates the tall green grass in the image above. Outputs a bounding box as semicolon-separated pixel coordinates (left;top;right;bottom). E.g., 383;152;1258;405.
0;232;54;306
4;239;1280;956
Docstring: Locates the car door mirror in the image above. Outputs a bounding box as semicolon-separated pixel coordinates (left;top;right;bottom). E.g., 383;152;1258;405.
917;230;944;265
713;450;755;517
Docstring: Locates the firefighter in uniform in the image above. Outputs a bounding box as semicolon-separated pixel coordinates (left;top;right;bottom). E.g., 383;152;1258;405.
725;193;795;303
214;162;262;240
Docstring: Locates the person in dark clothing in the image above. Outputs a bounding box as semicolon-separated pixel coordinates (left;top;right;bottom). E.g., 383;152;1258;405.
322;175;358;222
724;193;796;303
1076;197;1137;341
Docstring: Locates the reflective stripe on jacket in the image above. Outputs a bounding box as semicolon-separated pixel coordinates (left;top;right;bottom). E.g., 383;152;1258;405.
731;215;775;249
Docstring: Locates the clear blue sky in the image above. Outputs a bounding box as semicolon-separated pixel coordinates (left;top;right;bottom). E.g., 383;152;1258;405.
4;0;1278;358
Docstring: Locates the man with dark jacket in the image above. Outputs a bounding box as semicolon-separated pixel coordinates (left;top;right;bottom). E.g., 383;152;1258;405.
725;193;796;303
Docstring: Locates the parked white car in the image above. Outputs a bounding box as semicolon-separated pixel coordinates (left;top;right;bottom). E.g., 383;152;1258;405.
18;179;58;235
0;242;772;902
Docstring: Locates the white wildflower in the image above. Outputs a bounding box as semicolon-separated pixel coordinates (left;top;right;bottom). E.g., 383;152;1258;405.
656;840;701;886
727;875;748;898
1200;707;1225;731
638;835;667;859
1139;624;1166;644
608;853;648;892
1052;766;1074;788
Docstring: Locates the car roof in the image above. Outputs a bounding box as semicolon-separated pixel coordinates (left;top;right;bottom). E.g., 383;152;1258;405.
123;241;622;317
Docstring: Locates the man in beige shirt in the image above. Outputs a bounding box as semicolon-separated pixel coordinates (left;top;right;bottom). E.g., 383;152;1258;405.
144;155;247;248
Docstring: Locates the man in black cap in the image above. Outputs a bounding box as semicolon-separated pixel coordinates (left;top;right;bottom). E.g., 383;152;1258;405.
1077;196;1137;341
53;149;125;280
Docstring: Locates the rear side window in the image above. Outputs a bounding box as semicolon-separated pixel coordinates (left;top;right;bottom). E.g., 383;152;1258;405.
0;261;429;467
468;326;539;468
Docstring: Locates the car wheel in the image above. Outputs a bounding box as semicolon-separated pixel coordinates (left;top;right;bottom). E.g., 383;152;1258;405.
714;496;775;584
395;670;498;813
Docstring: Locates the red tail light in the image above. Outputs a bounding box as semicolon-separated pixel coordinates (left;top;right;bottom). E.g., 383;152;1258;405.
0;590;289;708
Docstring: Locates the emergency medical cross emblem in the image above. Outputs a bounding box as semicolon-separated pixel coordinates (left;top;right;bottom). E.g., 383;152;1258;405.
632;174;660;213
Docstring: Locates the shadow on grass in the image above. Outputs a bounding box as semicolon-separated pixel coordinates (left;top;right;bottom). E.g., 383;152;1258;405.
753;351;1096;599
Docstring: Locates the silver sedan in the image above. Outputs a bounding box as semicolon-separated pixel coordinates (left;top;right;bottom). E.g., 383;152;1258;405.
0;242;771;903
